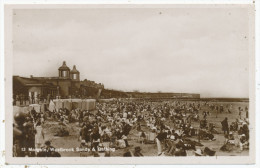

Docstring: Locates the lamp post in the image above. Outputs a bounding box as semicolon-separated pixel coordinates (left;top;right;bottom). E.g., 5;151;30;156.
57;86;60;99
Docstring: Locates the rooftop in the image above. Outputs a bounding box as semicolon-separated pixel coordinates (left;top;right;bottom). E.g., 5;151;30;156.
13;76;56;87
58;61;70;71
71;65;79;73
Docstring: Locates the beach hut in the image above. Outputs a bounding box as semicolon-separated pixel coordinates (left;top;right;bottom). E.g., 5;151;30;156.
64;100;72;111
29;104;41;113
81;100;87;110
48;100;55;112
53;100;64;111
85;99;96;111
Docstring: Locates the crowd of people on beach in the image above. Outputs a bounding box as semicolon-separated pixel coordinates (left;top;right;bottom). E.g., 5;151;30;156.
13;99;249;157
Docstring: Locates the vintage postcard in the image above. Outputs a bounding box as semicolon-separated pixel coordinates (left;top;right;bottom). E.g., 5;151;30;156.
4;4;255;164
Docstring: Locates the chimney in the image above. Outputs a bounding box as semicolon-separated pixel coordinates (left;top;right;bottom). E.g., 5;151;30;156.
30;75;33;78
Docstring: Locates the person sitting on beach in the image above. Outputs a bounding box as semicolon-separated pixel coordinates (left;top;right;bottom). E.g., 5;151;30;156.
123;148;132;157
133;146;144;157
174;143;187;156
239;134;249;151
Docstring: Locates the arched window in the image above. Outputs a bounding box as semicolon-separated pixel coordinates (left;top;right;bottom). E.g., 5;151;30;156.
73;74;77;79
62;71;67;77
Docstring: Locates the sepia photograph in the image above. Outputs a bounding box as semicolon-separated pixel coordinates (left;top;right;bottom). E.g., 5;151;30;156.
4;4;255;164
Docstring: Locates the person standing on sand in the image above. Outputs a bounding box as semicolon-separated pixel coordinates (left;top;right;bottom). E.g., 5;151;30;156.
35;121;45;149
79;123;88;143
155;129;167;156
91;127;101;152
238;107;242;119
245;106;249;118
221;117;229;135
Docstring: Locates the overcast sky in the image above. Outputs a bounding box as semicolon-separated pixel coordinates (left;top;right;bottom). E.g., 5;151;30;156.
13;7;250;98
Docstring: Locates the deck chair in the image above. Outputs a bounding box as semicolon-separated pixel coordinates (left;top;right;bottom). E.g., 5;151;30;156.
146;132;156;144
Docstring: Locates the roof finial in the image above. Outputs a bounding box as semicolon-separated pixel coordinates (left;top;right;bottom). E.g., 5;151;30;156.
63;61;66;65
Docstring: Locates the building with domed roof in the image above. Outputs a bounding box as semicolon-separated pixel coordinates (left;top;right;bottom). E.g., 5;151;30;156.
70;65;80;81
13;61;104;103
58;61;71;78
13;61;200;105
